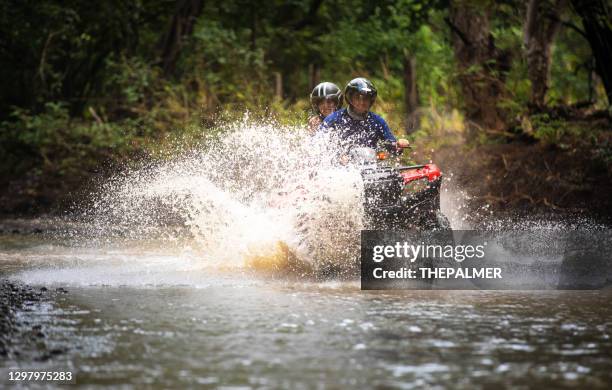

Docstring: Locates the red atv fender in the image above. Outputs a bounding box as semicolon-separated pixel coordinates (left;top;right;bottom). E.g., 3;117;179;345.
399;164;442;184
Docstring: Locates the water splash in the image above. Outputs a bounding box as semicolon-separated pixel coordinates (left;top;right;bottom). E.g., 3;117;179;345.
85;119;365;275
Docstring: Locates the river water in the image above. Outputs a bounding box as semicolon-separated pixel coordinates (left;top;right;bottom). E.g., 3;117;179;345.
1;232;612;388
2;123;611;387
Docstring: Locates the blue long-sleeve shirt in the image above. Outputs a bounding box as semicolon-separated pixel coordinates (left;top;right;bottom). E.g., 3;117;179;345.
319;108;396;148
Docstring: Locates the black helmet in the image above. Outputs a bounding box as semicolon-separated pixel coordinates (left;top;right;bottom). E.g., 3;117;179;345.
310;82;343;114
344;77;377;108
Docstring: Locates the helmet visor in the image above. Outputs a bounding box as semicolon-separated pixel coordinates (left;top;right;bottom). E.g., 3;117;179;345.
349;92;374;112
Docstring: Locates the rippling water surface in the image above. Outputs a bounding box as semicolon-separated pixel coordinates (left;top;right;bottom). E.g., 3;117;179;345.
2;233;611;388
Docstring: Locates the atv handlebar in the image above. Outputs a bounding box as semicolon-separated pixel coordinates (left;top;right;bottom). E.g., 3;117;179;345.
379;139;411;154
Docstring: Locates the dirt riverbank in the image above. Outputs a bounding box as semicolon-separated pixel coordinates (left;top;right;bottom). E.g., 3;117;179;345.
426;141;612;224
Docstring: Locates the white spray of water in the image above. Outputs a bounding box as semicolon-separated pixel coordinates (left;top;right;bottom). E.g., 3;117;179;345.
87;119;365;273
439;175;474;230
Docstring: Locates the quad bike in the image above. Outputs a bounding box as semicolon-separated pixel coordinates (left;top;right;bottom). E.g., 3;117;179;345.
270;141;449;230
270;141;451;278
346;141;450;230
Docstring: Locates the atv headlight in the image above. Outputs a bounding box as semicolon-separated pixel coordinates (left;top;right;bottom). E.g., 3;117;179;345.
376;151;388;160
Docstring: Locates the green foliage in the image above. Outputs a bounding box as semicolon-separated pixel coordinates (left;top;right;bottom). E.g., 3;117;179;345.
187;19;267;103
0;0;609;212
527;112;607;152
529;113;569;145
104;56;157;105
549;17;602;106
318;3;452;105
0;102;149;181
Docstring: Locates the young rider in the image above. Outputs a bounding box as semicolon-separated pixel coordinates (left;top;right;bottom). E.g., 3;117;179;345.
307;82;343;135
319;77;409;150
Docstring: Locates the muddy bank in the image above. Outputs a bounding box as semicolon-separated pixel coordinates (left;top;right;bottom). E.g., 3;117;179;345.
430;141;612;224
0;280;69;361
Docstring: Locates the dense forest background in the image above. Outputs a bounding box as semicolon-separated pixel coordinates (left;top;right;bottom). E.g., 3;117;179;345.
1;0;611;217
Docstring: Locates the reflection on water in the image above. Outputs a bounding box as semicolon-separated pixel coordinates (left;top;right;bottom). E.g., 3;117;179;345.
1;234;612;388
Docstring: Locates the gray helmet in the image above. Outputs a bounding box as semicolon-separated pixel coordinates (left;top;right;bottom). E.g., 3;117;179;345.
344;77;377;108
310;82;343;115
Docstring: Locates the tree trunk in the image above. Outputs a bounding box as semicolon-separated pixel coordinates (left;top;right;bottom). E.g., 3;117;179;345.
403;55;420;134
308;63;320;91
524;0;565;109
448;0;509;135
250;2;258;51
158;0;205;77
274;72;283;100
571;0;612;106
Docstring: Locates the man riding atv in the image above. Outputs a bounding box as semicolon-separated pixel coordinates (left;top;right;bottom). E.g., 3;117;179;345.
318;78;410;152
312;77;448;231
280;77;449;278
307;82;343;135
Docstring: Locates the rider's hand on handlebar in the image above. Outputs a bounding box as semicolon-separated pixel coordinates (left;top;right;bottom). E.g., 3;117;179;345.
396;138;410;149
